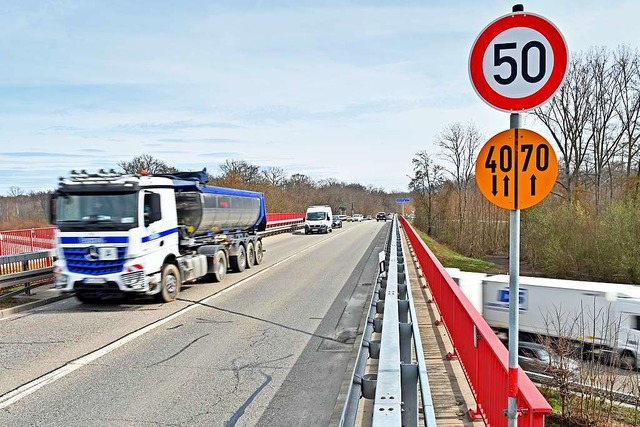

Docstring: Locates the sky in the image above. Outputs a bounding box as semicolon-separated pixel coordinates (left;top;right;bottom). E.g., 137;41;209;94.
2;0;640;195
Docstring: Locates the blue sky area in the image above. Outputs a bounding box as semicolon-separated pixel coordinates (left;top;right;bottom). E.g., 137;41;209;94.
2;0;640;194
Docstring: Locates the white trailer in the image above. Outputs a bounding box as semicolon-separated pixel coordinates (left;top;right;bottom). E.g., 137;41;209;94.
481;275;640;369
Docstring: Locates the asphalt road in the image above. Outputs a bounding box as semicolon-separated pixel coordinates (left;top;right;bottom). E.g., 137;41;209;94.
0;220;389;426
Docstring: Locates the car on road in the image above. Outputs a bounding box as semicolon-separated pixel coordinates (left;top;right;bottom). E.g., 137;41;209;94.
386;213;393;220
332;215;343;228
352;214;363;222
376;212;386;221
365;215;372;220
518;342;580;380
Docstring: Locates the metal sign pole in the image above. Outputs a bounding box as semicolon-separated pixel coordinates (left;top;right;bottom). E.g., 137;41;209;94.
402;202;405;217
507;112;521;426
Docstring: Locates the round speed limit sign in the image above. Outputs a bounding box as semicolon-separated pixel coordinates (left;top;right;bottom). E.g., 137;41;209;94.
469;12;568;112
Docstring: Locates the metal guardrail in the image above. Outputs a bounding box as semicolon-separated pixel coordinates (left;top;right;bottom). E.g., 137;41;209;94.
340;216;436;426
0;251;55;301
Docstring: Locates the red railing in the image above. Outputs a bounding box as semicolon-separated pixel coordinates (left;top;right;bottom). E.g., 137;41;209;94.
0;227;57;256
399;217;551;427
0;213;306;256
265;212;305;229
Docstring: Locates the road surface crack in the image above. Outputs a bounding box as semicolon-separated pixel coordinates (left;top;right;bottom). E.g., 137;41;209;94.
146;333;210;367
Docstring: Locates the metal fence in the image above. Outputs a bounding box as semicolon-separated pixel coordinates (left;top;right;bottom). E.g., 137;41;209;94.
340;216;436;426
399;216;552;427
0;227;56;256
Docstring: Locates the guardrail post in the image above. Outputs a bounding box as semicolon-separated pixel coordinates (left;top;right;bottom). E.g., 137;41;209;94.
22;258;32;295
399;322;412;364
398;299;409;323
400;363;418;427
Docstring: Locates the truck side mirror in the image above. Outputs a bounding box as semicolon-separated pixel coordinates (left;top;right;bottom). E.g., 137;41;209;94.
48;194;57;224
144;193;162;226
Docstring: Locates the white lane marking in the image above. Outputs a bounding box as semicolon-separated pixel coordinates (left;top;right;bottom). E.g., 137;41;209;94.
0;229;356;410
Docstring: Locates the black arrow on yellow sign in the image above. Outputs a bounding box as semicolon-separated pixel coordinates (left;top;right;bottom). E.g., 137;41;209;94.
530;175;537;196
503;176;509;197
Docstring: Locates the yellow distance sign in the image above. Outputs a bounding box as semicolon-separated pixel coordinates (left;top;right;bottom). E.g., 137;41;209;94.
476;128;558;210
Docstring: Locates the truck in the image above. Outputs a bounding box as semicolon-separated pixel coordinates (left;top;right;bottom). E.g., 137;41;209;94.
49;168;267;303
304;205;333;234
449;271;640;369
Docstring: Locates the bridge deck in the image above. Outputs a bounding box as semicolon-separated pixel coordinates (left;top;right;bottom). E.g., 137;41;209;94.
404;237;481;426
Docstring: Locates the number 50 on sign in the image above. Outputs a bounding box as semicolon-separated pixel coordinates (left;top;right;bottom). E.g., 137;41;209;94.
476;129;558;210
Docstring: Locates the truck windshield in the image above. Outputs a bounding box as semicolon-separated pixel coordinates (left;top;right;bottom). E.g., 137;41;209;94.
57;192;138;231
306;212;326;221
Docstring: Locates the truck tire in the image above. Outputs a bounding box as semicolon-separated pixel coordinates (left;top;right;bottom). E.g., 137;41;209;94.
619;351;638;370
254;240;263;265
157;264;181;302
230;245;246;273
211;250;227;282
246;242;255;269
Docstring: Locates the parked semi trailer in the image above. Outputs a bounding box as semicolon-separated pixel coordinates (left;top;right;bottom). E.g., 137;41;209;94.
50;168;267;303
448;271;640;369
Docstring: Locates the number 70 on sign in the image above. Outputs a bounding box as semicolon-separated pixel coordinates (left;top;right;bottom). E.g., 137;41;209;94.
475;128;558;210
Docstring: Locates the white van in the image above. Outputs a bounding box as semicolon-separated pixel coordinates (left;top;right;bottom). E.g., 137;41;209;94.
305;205;333;234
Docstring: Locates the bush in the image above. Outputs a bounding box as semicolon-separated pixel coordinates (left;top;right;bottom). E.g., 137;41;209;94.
522;200;640;284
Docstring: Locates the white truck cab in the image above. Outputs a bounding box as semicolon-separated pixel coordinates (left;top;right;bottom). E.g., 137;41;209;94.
304;205;333;234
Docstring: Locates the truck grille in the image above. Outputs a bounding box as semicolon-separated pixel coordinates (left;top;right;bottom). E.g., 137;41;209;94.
62;247;127;275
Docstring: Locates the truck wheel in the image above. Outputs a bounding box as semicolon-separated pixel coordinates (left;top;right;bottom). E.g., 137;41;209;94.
254;240;263;265
212;251;227;282
619;351;637;370
157;264;181;302
246;242;255;269
76;292;101;304
230;245;246;273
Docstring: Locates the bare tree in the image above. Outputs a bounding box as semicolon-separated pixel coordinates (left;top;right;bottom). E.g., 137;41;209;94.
436;122;482;244
613;45;640;204
117;154;179;174
7;186;25;197
533;53;594;203
261;166;287;187
219;159;261;185
408;151;444;235
586;47;626;210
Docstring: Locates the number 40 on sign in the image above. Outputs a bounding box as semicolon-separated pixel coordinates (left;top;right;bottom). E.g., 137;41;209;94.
475;128;558;210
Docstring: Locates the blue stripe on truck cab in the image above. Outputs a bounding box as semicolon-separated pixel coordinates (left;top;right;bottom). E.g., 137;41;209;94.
141;227;179;243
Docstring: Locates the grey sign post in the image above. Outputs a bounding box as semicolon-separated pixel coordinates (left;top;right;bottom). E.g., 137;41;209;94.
469;4;566;425
395;197;411;217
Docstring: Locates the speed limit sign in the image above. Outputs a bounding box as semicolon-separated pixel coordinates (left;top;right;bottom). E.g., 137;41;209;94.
469;11;568;112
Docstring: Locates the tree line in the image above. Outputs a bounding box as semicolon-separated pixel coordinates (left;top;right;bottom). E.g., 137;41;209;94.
409;45;640;284
0;154;405;230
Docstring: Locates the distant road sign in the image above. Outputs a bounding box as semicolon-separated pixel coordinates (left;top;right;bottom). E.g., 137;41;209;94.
469;12;568;112
395;198;411;203
476;129;558;210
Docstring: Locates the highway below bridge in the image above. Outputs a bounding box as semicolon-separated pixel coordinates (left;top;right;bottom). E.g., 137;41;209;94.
0;221;389;426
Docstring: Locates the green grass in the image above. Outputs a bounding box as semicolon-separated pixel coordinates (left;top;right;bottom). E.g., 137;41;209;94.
414;229;495;273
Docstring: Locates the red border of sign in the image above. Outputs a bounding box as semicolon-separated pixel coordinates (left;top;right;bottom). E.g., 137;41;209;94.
469;12;568;112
